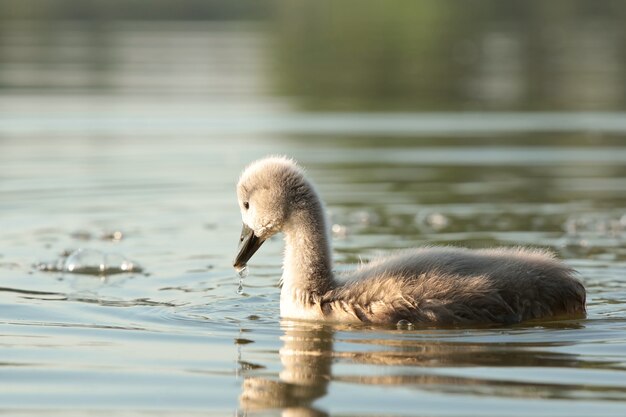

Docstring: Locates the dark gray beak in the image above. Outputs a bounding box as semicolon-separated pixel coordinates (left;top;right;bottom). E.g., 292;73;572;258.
233;224;265;269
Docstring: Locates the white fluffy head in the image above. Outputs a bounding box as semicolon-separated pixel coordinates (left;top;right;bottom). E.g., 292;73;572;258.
237;156;310;240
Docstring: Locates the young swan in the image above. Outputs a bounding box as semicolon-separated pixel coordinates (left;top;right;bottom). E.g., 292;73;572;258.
233;156;586;326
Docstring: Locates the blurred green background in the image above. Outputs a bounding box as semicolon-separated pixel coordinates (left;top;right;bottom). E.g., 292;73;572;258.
2;0;625;112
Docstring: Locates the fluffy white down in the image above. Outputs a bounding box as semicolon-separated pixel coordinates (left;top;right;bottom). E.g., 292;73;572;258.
235;156;586;326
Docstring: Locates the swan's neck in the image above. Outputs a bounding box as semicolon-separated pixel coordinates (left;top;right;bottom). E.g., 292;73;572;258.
281;201;334;305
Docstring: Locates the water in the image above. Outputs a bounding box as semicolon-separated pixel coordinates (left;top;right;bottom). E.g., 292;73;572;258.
236;266;248;295
1;12;626;417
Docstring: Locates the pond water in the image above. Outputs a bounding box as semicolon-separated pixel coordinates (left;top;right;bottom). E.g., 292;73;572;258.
2;17;626;417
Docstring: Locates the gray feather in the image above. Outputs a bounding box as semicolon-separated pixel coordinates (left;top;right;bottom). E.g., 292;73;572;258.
236;157;587;326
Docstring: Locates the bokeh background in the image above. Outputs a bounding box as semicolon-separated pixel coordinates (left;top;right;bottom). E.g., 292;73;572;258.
3;0;626;117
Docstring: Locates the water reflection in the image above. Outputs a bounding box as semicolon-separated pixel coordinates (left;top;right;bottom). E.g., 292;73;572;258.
0;20;268;95
238;318;626;415
273;1;626;111
1;2;625;112
240;322;333;416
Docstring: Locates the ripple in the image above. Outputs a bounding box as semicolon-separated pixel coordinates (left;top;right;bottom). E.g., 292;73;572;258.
564;213;626;239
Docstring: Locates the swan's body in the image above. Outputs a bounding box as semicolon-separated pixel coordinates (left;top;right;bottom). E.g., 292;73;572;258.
233;157;586;326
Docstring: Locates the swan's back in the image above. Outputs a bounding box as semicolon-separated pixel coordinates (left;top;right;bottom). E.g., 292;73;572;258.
321;247;586;325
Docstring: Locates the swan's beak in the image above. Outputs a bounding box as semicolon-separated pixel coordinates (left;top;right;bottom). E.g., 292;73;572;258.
233;224;265;269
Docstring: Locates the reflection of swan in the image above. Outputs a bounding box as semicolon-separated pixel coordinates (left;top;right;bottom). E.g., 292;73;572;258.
239;323;333;417
233;157;586;325
239;321;592;415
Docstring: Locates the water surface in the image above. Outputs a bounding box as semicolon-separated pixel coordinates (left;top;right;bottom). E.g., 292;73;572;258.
1;17;626;417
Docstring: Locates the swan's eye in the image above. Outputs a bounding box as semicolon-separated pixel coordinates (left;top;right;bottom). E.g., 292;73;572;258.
243;201;250;210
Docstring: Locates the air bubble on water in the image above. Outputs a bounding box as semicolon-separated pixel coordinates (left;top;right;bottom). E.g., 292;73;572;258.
36;248;142;275
331;223;349;238
415;211;449;232
101;230;124;241
396;319;414;330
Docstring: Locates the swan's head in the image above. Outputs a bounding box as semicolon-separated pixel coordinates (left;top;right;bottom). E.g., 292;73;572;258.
233;156;309;269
